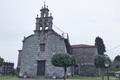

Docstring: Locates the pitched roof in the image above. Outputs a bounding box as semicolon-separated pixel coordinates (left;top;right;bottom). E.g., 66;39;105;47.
71;44;95;48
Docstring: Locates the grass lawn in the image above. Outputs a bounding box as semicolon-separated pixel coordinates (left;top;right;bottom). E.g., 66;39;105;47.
0;75;18;80
67;76;116;80
0;75;117;80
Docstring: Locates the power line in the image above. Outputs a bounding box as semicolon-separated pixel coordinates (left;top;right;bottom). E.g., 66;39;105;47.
53;24;65;33
53;24;69;39
54;24;120;53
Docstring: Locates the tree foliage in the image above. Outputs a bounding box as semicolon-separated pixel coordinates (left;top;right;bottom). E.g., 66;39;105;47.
94;54;111;80
114;55;120;61
94;55;106;68
94;55;111;68
95;36;106;55
0;56;4;66
51;53;73;80
113;55;120;70
51;53;73;67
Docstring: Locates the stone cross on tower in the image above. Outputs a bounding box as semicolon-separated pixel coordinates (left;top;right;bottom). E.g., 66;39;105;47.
34;3;53;35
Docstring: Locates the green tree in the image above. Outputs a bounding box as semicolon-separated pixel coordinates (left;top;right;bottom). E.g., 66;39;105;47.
51;53;72;80
113;55;120;70
0;56;4;66
95;55;106;68
94;55;111;80
114;55;120;61
115;65;119;69
95;36;106;55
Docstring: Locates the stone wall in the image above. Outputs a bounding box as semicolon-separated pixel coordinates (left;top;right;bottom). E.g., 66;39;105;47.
18;30;67;78
72;46;98;76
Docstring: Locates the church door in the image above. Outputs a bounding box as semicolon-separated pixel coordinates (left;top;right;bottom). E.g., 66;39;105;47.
37;60;45;76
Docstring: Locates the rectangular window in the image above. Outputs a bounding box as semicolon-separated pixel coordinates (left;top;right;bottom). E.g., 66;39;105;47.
40;43;45;51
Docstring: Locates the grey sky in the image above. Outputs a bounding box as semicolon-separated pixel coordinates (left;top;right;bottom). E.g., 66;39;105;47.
0;0;120;67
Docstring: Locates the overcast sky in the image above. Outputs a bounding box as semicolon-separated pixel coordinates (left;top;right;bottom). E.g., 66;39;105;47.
0;0;120;67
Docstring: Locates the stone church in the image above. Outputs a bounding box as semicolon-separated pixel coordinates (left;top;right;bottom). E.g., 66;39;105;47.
17;4;71;78
17;4;98;78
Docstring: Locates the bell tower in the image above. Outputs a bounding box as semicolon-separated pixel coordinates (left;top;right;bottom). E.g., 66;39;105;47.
34;2;53;35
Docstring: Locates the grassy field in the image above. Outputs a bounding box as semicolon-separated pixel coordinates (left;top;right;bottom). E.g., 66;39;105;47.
0;75;116;80
0;75;18;80
67;76;116;80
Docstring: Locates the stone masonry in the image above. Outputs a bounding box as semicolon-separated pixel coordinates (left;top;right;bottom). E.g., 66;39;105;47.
17;4;69;78
71;44;98;76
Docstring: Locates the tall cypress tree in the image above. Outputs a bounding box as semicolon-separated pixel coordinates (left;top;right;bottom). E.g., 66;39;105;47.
95;36;106;55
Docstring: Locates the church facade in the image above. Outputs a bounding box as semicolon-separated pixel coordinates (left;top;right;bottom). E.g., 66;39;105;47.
17;4;98;78
17;4;71;78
